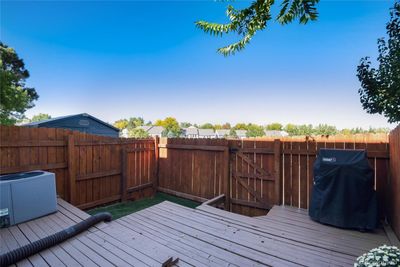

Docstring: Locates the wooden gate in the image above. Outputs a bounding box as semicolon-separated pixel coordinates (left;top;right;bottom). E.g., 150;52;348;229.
228;139;281;216
121;141;156;201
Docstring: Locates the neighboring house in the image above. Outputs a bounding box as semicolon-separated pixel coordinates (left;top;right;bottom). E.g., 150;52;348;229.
148;126;164;137
264;130;289;137
120;128;129;138
198;129;216;138
139;125;164;137
140;126;153;132
23;113;120;138
235;130;248;139
183;126;199;138
216;129;230;138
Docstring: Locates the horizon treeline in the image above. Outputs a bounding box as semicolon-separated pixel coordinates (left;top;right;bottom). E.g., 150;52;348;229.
112;116;390;138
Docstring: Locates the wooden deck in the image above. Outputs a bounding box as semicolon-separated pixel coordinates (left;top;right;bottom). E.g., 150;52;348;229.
1;200;398;267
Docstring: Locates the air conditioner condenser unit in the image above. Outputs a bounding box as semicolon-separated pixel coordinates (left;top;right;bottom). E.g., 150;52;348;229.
0;171;57;227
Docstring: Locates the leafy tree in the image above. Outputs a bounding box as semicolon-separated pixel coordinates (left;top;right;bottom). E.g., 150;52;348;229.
234;123;248;130
340;128;352;135
297;124;313;136
368;127;390;133
357;1;400;123
196;0;319;56
266;123;283;131
214;124;223;130
314;124;337;136
246;124;265;137
229;128;238;138
222;122;231;129
284;123;299;136
128;128;149;138
350;127;364;134
199;123;214;129
113;119;129;130
156;117;182;137
145;120;152;126
180;122;192;128
154;119;163;126
127;117;144;129
31;113;51;122
0;42;39;125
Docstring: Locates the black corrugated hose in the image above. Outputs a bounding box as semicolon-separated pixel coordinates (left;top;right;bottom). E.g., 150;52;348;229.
0;212;112;267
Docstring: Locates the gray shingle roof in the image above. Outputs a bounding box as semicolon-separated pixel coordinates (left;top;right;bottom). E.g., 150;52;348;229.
264;130;289;137
235;130;247;138
198;129;216;137
216;129;230;137
23;113;119;131
147;126;164;135
184;127;199;135
139;125;153;132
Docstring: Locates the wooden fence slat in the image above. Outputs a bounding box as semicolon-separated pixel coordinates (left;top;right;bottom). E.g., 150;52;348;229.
67;135;77;204
388;125;400;239
274;139;281;205
121;148;128;201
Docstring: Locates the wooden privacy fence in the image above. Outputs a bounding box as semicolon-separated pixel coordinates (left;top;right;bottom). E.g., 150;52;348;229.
0;125;393;219
388;125;400;239
0;126;156;209
158;137;390;216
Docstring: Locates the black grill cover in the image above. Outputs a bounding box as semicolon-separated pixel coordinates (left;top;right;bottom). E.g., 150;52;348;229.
309;149;378;230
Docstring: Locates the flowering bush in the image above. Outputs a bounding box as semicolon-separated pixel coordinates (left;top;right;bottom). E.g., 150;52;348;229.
355;245;400;267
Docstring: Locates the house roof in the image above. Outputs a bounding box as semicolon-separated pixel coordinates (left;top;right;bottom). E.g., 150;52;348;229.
216;129;230;136
198;129;216;136
23;113;119;131
264;130;289;137
184;127;199;135
235;130;247;137
147;126;164;135
139;125;153;132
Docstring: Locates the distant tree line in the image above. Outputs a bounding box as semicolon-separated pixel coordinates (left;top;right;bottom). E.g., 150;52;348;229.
13;114;390;138
112;117;390;138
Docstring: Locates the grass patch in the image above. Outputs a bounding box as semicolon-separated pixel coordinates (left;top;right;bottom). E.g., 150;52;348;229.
87;192;200;220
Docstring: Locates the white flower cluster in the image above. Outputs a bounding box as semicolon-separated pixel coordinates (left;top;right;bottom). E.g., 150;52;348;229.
355;245;400;267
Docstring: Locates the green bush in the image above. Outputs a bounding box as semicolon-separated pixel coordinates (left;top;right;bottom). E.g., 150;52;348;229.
355;245;400;267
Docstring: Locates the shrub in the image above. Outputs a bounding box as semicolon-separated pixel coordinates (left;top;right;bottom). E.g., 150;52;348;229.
355;245;400;267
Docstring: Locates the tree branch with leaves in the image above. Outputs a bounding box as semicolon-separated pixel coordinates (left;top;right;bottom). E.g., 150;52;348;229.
0;42;39;125
196;0;319;56
357;1;400;123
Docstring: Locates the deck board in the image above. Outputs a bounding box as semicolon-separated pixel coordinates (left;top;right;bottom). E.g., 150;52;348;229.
1;199;397;267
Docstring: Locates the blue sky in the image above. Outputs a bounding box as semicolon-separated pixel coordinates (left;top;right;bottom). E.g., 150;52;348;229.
1;0;396;129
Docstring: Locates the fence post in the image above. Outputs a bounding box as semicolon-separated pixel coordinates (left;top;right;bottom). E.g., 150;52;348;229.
121;147;128;201
154;136;160;193
224;143;231;211
67;135;77;205
274;139;282;205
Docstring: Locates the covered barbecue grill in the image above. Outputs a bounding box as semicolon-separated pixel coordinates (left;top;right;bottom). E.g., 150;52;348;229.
309;148;378;230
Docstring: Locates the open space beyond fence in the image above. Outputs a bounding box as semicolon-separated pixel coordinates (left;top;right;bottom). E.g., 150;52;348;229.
0;125;398;238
